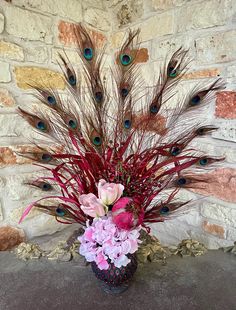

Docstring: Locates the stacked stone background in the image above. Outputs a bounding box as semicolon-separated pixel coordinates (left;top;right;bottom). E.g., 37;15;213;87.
0;0;235;249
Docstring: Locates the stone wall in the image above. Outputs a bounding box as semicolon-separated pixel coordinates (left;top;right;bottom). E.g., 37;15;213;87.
0;0;236;249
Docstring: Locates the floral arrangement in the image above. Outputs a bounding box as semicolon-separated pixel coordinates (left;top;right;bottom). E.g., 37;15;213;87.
18;24;224;288
79;179;141;270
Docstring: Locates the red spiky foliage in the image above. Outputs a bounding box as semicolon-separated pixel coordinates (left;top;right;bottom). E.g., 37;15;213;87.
19;24;225;229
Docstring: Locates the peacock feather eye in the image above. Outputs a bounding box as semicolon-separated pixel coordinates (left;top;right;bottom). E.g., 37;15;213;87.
41;182;52;191
47;95;56;105
121;88;129;98
120;54;132;66
150;104;159;114
199;158;208;166
177;177;187;186
190;95;201;106
68;75;76;86
41;153;52;162
170;146;181;156
160;206;170;214
124;119;131;129
93;136;102;146
84;47;93;60
68;119;77;129
56;207;65;217
168;66;177;78
36;121;47;131
95;91;103;103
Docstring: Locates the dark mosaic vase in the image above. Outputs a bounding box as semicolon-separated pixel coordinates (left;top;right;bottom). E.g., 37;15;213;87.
91;254;138;294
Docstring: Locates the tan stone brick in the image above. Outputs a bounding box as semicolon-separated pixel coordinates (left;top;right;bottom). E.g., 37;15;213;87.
4;6;53;43
201;203;236;228
51;48;80;65
12;0;82;22
0;13;4;34
177;0;231;32
84;8;111;31
25;46;48;64
14;67;65;90
111;31;125;49
202;221;225;238
0;40;24;61
58;21;106;49
215;91;236;119
183;68;220;80
0;61;11;82
0;88;15;107
150;0;174;11
196;30;236;64
139;12;174;42
115;0;143;27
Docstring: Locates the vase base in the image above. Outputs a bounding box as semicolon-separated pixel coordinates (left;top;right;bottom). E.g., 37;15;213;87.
99;281;129;295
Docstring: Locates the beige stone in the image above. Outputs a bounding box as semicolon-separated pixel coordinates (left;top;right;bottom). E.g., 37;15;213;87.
0;202;3;221
51;48;80;66
139;12;174;42
201;203;236;228
25;46;48;64
196;30;236;64
12;0;82;22
0;40;24;61
115;0;143;27
0;88;15;107
0;13;4;34
10;206;41;223
111;31;125;49
14;67;65;90
84;8;111;32
0;61;11;82
4;6;53;43
150;0;174;11
177;0;231;32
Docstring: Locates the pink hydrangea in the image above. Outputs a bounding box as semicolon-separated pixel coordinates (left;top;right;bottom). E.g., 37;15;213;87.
78;213;141;270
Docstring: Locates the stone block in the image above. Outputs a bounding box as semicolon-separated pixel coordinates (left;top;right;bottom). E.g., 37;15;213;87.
192;168;236;203
149;0;174;11
25;46;48;64
227;65;236;78
0;226;25;251
115;0;143;27
14;67;65;90
0;202;3;221
183;68;220;80
196;30;236;64
84;8;111;31
0;13;4;34
12;0;82;22
58;21;106;48
139;12;174;42
201;203;236;228
0;61;11;82
227;228;236;241
4;6;52;43
0;88;15;107
215;91;236;119
212;120;236;143
51;48;80;65
19;213;65;239
202;220;225;239
0;40;24;61
177;0;231;32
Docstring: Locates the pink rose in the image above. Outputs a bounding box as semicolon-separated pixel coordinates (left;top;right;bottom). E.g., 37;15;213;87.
79;193;106;218
112;197;144;230
98;179;124;205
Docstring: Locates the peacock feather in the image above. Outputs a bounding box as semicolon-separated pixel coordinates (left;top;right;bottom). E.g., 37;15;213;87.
18;24;225;227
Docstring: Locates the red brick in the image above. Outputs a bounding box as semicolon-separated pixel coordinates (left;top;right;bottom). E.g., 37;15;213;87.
202;221;225;238
58;21;106;49
215;91;236;119
192;168;236;203
0;226;25;251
